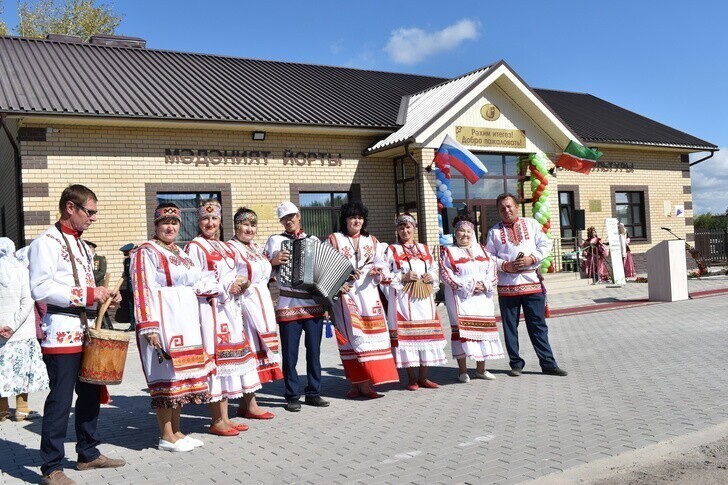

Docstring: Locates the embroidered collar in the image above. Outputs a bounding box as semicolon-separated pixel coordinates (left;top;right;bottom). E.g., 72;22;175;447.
58;221;82;238
283;230;305;239
501;217;520;228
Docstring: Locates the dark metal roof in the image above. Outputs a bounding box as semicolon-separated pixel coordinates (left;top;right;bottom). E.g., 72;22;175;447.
534;88;717;150
0;35;716;150
0;35;442;128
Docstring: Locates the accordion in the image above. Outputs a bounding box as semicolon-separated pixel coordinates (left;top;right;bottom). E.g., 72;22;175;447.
279;238;355;303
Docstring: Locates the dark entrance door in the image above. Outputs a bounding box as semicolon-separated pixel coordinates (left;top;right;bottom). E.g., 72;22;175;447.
468;202;501;244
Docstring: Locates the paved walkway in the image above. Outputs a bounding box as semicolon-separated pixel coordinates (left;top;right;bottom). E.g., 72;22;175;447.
2;277;727;484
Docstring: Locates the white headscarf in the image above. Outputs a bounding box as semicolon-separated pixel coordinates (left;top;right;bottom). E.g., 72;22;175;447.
15;246;30;268
0;237;24;288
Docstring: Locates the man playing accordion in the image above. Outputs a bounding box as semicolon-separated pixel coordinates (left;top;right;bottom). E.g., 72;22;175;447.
265;202;330;412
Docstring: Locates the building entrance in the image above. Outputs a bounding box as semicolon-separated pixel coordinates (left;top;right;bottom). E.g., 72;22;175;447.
449;153;524;244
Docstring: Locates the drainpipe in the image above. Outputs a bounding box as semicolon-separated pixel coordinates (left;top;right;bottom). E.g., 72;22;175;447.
688;149;716;167
403;139;427;243
0;113;24;246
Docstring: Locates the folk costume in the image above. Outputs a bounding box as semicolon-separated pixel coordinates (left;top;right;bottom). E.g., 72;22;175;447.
582;231;610;283
619;228;636;278
265;230;326;401
186;235;261;401
29;222;104;475
228;237;283;383
327;233;398;386
440;243;504;362
380;242;447;368
130;240;215;408
485;216;560;372
0;238;49;415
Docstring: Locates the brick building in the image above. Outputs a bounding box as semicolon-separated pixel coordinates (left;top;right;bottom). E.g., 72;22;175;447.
0;34;717;278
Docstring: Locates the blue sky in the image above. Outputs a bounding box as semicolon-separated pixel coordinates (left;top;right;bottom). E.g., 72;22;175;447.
3;0;727;213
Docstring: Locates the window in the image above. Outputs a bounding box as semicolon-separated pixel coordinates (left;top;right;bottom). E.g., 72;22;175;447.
615;191;646;238
450;154;523;203
394;157;418;215
559;191;576;240
299;192;349;239
449;153;526;235
156;192;222;245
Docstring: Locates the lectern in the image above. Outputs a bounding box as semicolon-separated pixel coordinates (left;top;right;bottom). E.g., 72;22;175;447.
646;240;688;302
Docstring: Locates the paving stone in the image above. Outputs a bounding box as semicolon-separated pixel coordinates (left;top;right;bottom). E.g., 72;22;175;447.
2;278;728;484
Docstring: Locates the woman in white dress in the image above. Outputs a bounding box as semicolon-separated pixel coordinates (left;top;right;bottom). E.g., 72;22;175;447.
440;216;504;383
380;213;447;390
131;203;214;452
328;202;398;399
0;238;49;422
228;207;281;419
186;200;261;436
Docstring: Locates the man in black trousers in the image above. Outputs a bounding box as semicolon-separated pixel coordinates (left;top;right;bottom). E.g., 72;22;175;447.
29;185;125;485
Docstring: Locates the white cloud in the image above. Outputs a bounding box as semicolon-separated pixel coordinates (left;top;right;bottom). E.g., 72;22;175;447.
384;18;480;65
330;41;343;55
690;148;728;214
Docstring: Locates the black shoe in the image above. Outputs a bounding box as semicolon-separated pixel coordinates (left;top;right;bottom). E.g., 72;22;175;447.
508;368;523;377
285;399;301;412
304;396;330;407
542;367;568;376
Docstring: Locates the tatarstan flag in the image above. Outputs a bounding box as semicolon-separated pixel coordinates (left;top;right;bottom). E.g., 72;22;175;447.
555;141;603;174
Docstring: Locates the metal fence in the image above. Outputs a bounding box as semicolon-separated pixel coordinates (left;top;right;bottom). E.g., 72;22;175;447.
694;229;728;264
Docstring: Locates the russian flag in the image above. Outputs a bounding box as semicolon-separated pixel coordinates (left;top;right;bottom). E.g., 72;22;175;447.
433;134;487;184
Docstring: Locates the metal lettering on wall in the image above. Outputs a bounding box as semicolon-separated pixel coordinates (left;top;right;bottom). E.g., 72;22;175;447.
164;149;342;167
594;161;635;172
455;126;526;149
557;161;635;173
282;150;342;166
165;149;270;166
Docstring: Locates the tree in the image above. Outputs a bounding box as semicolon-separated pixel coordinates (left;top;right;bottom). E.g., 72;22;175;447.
17;0;121;40
694;211;728;229
0;1;9;35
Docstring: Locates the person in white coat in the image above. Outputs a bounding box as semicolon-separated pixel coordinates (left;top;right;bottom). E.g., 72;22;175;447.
0;238;49;421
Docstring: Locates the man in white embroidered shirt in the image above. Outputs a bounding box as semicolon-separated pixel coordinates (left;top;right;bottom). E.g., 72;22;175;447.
29;184;124;485
485;193;567;377
265;202;330;412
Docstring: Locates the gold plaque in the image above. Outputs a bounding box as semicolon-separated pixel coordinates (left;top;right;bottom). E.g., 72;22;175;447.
480;104;500;121
455;126;526;149
248;204;276;220
588;200;602;212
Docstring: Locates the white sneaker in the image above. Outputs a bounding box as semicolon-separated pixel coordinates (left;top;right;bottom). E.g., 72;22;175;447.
458;373;470;383
183;436;204;448
158;438;194;452
475;370;497;380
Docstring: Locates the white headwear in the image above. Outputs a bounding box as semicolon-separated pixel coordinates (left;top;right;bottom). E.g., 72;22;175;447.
276;201;299;219
0;237;23;288
15;246;30;268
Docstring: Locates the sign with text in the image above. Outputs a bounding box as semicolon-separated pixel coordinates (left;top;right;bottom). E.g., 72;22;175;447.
455;126;526;149
164;148;342;167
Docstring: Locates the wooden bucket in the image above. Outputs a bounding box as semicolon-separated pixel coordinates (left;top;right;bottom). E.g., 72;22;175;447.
78;328;131;385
